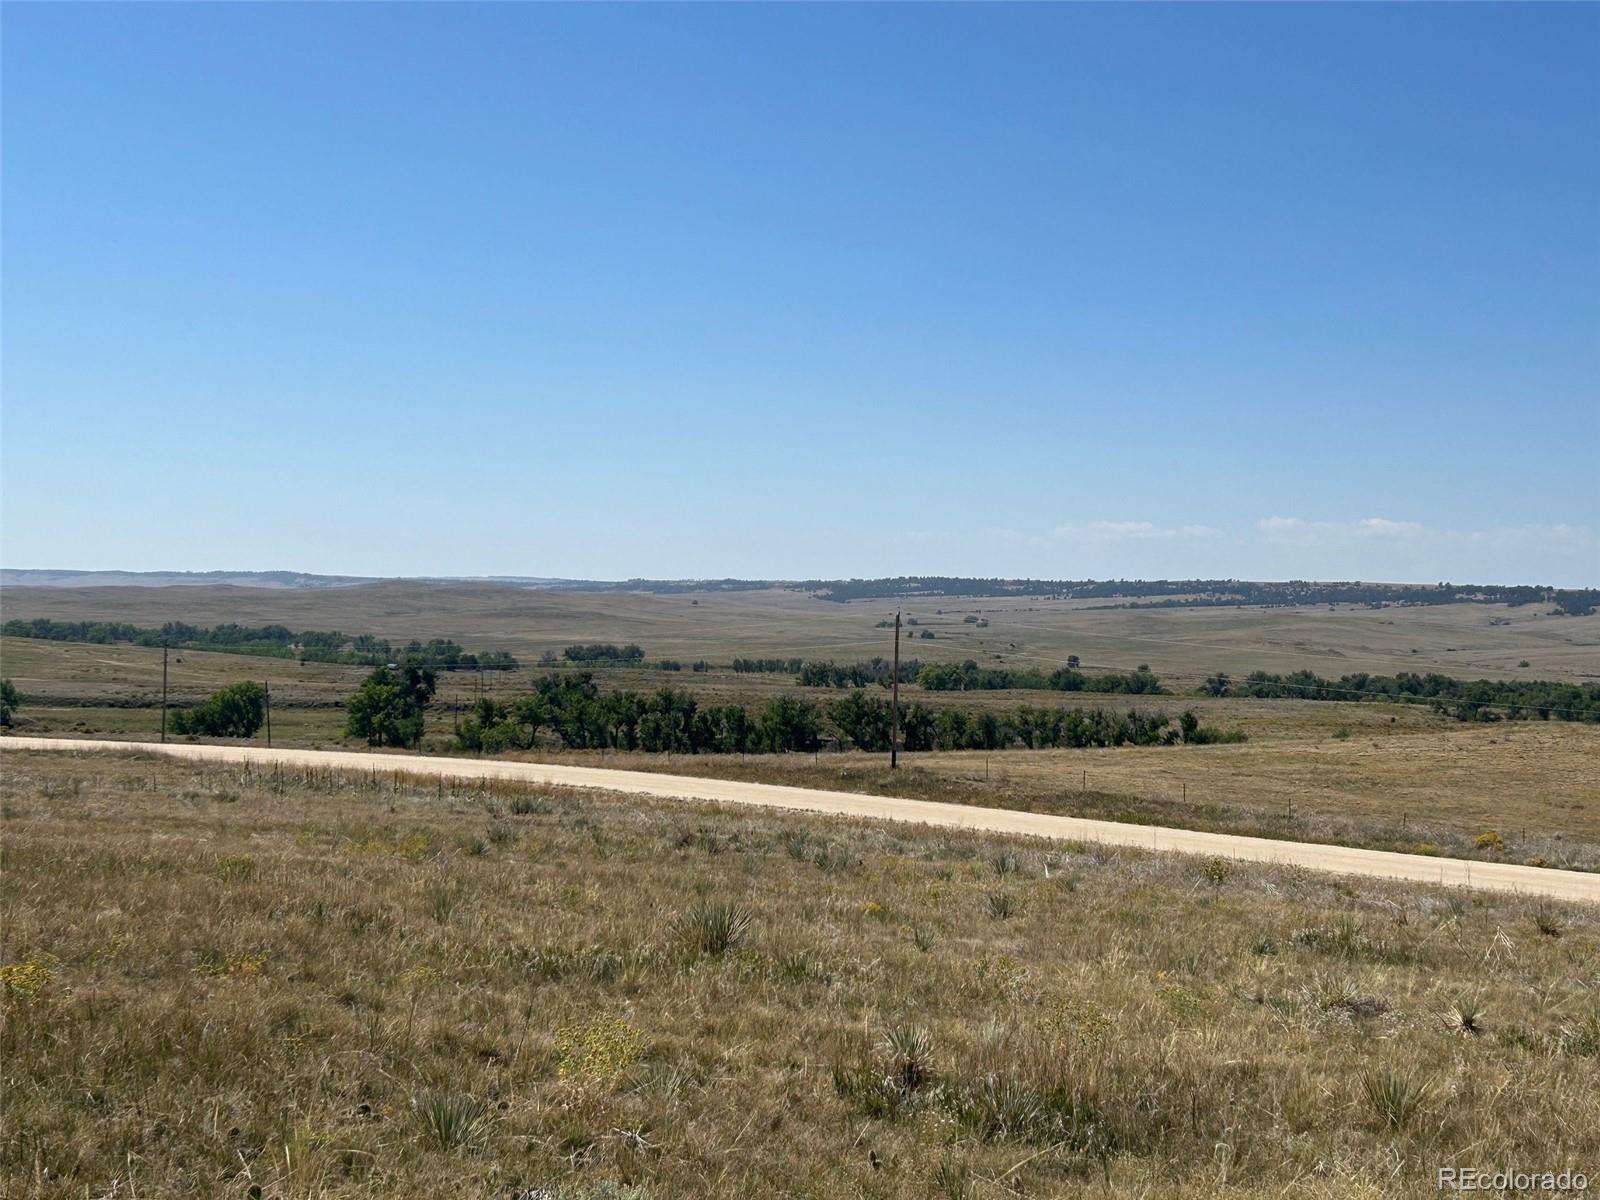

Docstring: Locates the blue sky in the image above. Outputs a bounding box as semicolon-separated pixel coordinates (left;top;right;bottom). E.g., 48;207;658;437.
3;3;1596;585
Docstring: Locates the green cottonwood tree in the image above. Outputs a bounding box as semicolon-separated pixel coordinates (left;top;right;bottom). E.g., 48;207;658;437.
345;665;437;748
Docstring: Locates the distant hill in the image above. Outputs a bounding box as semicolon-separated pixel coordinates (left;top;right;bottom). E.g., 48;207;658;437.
0;569;772;593
3;569;1592;616
0;569;377;589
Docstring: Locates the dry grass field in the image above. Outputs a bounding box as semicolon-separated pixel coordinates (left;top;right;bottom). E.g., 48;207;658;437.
5;582;1598;872
524;717;1600;869
0;637;368;708
7;615;1599;871
5;581;1598;684
11;695;1599;869
2;748;1596;1199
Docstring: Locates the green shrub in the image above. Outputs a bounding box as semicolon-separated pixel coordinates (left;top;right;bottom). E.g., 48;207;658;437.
555;1014;648;1084
170;681;267;738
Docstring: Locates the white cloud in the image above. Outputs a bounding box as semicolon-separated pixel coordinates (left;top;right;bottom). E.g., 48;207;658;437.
1052;520;1222;543
1354;517;1424;537
1258;516;1596;554
1259;516;1424;542
1456;523;1596;549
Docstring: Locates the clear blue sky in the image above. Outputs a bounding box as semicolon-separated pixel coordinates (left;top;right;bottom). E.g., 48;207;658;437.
4;3;1596;585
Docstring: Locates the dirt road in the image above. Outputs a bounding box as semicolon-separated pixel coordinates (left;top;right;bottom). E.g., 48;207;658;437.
8;736;1597;903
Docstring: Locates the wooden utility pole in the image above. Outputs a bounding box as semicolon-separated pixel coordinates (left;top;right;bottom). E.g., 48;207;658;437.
264;681;272;747
160;643;169;743
891;611;901;770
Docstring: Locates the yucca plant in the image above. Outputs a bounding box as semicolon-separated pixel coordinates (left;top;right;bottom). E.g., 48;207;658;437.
1360;1069;1428;1130
674;900;753;956
953;1074;1048;1142
879;1025;936;1092
415;1092;491;1152
1533;905;1566;938
988;892;1018;920
1314;972;1389;1019
1442;996;1486;1036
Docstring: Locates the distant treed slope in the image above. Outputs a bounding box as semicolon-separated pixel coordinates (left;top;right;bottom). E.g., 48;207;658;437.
1205;669;1600;722
0;569;376;589
6;569;1595;614
789;576;1598;612
2;619;518;671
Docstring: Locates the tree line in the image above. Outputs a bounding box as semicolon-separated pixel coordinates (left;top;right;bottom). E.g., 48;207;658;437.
452;674;821;755
1200;669;1600;722
2;618;517;671
912;660;1165;694
796;658;922;687
489;574;1600;616
825;691;1241;751
561;643;646;664
157;665;1246;752
440;673;1243;756
795;576;1597;613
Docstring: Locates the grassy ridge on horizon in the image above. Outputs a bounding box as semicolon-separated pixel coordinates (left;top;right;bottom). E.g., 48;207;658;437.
3;580;1597;684
5;568;1596;610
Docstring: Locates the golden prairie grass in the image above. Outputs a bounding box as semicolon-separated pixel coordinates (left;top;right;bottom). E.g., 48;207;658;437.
505;718;1600;870
10;693;1600;874
2;748;1597;1198
5;578;1597;682
10;670;1599;868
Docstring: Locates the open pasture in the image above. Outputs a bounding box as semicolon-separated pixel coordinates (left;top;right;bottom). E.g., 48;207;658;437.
5;581;1598;685
5;583;1598;869
2;748;1597;1199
